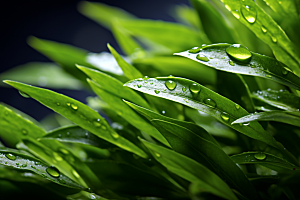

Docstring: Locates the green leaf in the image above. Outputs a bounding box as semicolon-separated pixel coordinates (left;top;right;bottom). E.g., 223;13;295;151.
174;43;300;90
147;119;258;199
232;111;300;127
252;89;300;111
107;44;143;79
117;19;209;54
4;80;147;158
222;0;300;75
141;139;238;200
0;104;46;147
86;160;187;199
0;62;83;89
123;100;219;147
171;4;202;30
124;76;278;148
231;152;299;172
78;1;135;30
0;148;84;189
132;56;216;85
42;125;113;149
191;0;235;43
87;79;169;147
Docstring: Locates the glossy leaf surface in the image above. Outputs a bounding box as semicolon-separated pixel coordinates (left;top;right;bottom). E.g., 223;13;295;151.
4;80;147;158
175;43;300;90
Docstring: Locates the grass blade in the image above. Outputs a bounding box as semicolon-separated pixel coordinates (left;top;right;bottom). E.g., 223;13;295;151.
232;111;300;128
0;148;84;189
4;80;147;158
231;152;299;172
148;119;258;199
252;89;300;111
141;139;239;200
222;0;300;75
174;43;300;90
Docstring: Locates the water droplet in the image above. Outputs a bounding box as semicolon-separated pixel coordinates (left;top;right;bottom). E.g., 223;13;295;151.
189;83;201;95
261;26;267;33
201;44;207;47
165;80;177;90
220;112;230;122
56;103;60;106
46;166;60;178
93;119;101;127
242;122;250;126
229;60;235;66
226;44;252;64
188;47;201;53
35;162;40;165
31;166;36;169
271;36;277;43
204;98;216;108
182;87;186;92
161;110;166;115
19;91;30;98
154;90;160;94
66;103;71;106
21;129;28;135
16;163;19;165
22;164;27;167
254;153;267;160
196;54;209;62
71;103;78;111
59;148;69;155
155;152;161;158
250;64;255;68
241;5;257;23
111;132;119;139
235;104;240;110
5;153;16;161
101;125;107;130
281;67;288;75
144;76;149;79
137;84;142;88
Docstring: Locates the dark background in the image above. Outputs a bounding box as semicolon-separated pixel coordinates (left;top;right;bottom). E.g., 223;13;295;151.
0;0;190;121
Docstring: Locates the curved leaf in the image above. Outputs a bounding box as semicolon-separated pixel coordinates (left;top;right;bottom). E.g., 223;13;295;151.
174;43;300;90
231;152;299;172
42;125;113;149
124;76;277;148
87;79;169;147
4;80;147;158
141;139;238;200
252;89;300;111
123;100;219;147
0;104;46;147
232;111;300;127
107;44;143;80
0;148;84;189
222;0;300;75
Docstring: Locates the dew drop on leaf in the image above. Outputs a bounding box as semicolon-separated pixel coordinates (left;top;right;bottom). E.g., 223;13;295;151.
21;129;28;135
226;44;252;64
281;67;288;75
235;104;240;110
196;54;209;62
111;132;119;139
22;164;27;167
254;153;267;160
220;112;230;122
165;80;177;90
16;163;19;165
188;47;201;53
19;91;31;98
271;36;277;43
66;103;71;106
71;103;78;111
229;60;235;66
93;119;101;127
182;87;186;92
189;83;201;95
155;152;161;158
5;153;16;161
56;102;60;106
46;166;60;178
232;9;240;19
241;5;257;24
243;122;250;126
137;84;142;88
154;90;160;94
261;26;267;33
204;98;217;108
